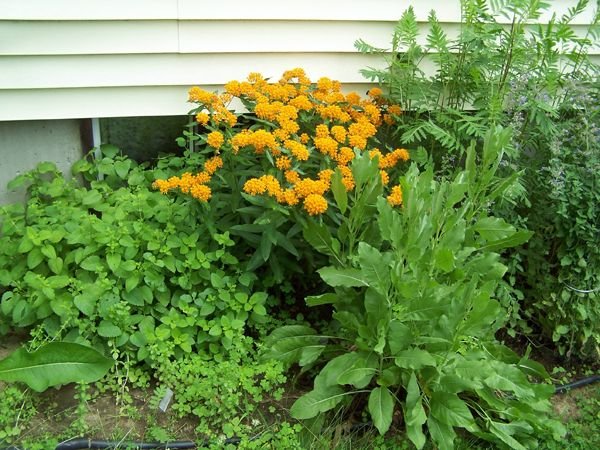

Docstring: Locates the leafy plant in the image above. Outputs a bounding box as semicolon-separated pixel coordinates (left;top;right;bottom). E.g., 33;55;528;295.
356;0;600;159
265;127;565;449
0;342;112;392
0;148;270;371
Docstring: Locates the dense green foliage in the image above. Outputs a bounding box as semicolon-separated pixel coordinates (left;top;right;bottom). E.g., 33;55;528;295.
356;0;600;357
1;1;599;447
265;128;564;449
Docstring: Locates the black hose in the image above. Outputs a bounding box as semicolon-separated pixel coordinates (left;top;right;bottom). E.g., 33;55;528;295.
554;375;600;394
2;376;599;450
56;439;196;449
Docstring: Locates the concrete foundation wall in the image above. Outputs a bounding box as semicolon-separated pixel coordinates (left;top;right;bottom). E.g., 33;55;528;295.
0;120;85;204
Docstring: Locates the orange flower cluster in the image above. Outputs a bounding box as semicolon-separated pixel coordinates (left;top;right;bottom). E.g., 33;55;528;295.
154;69;408;215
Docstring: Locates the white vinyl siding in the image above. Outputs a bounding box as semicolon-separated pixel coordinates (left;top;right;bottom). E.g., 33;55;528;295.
0;0;597;120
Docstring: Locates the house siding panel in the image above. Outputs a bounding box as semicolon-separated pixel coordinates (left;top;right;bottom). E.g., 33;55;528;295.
0;0;597;120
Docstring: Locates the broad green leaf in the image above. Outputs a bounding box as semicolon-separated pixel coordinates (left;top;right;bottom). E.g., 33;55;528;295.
315;353;361;389
302;221;339;258
473;217;515;241
395;349;436;370
48;257;63;274
336;353;378;388
488;421;529;450
290;385;347;419
80;255;103;272
365;288;389;328
483;362;535;398
369;387;394;435
405;373;427;449
0;342;113;392
388;321;413;355
262;325;323;366
478;230;533;252
427;415;456;450
318;266;369;287
434;248;455;272
430;392;475;429
358;242;391;294
82;190;102;206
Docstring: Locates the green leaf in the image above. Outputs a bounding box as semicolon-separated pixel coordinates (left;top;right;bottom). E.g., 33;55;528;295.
434;248;455;272
27;247;44;269
290;385;347;419
395;349;436;370
306;293;338;307
331;168;348;214
82;190;102;206
98;320;122;337
318;266;369;287
302;221;340;259
262;325;323;366
80;255;103;272
335;353;378;388
369;387;394;435
488;421;529;450
106;253;121;272
315;353;360;389
48;257;64;274
427;415;456;450
483;362;535;398
388;321;413;354
74;292;96;316
405;373;427;449
477;230;533;252
473;217;515;241
0;342;113;392
114;159;131;179
430;392;475;429
358;242;391;294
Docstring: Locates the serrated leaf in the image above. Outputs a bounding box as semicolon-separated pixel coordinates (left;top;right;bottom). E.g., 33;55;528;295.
369;387;394;435
27;247;44;269
106;253;121;272
98;321;121;337
74;292;95;316
48;257;63;274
